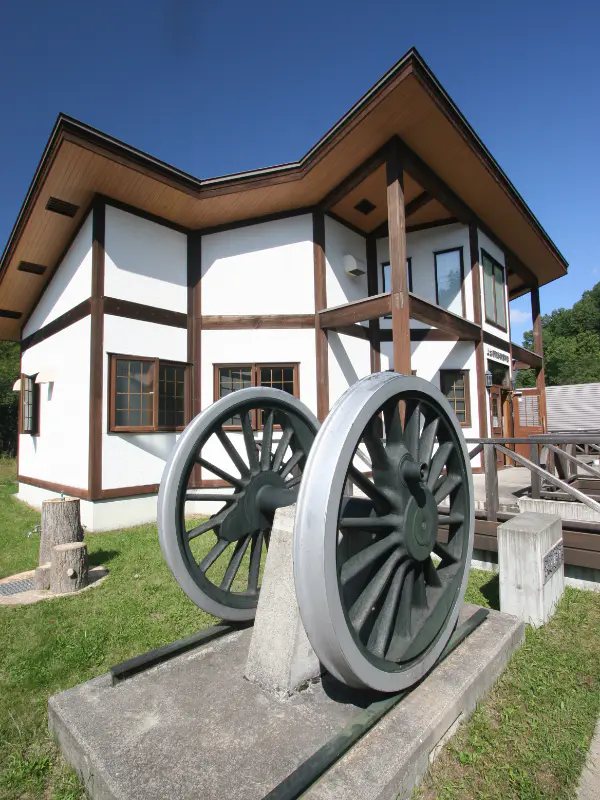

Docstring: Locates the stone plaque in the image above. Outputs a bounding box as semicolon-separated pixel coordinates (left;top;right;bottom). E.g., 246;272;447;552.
543;539;564;584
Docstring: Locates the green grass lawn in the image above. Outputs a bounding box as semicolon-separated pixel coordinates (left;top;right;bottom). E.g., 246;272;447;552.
0;461;599;799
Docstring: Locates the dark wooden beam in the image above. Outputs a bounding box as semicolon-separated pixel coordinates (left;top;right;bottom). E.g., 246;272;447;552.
319;292;391;328
201;314;314;329
387;141;411;374
188;231;202;488
104;297;187;328
21;298;91;352
372;216;459;240
366;235;381;372
404;190;433;218
470;225;488;453
409;293;480;341
313;212;329;422
321;142;390;210
531;284;548;429
89;200;105;501
328;324;370;340
379;328;460;342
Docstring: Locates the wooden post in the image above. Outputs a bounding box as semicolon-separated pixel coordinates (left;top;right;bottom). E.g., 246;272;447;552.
484;443;499;521
34;563;51;590
313;211;329;421
531;285;547;431
469;224;487;469
530;443;541;499
39;497;83;566
386;142;411;374
50;542;88;594
366;235;381;373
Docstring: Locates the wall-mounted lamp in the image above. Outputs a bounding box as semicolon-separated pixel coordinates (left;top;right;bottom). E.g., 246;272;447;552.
510;375;517;391
343;254;366;277
485;370;493;389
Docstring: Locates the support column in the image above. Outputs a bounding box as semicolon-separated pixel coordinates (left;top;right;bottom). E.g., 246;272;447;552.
366;235;381;373
188;232;202;487
313;212;329;422
531;285;547;431
386;144;411;374
469;225;487;468
88;200;105;501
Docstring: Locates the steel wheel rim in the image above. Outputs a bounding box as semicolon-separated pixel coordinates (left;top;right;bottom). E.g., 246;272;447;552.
159;387;318;621
294;372;474;691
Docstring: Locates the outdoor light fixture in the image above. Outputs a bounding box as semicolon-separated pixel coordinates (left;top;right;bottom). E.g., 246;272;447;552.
485;370;493;389
343;254;366;277
510;375;517;391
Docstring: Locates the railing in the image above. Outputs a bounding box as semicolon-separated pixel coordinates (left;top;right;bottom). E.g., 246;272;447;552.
465;435;600;522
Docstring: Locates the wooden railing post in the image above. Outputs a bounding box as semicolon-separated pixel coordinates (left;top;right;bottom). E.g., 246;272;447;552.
484;443;499;521
530;443;541;499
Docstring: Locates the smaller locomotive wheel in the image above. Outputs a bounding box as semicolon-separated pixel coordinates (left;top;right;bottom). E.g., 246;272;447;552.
294;372;474;692
158;388;318;621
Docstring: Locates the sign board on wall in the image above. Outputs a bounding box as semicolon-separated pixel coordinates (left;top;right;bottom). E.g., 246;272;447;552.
486;346;510;365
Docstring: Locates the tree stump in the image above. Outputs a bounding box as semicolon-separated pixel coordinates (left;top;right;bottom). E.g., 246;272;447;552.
39;497;83;566
50;542;88;594
34;562;51;590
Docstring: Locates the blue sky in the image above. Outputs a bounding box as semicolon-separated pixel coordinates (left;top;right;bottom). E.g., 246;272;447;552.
1;0;598;342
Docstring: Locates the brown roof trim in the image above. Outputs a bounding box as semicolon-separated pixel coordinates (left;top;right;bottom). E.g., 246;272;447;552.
0;47;567;288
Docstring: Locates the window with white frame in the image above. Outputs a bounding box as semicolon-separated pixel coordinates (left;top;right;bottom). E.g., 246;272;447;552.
434;247;465;316
482;249;507;329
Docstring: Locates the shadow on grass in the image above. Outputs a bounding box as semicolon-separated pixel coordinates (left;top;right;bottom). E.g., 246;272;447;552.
479;574;500;610
87;549;120;568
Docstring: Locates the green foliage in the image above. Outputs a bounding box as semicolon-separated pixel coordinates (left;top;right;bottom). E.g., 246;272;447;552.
0;342;19;456
518;282;600;387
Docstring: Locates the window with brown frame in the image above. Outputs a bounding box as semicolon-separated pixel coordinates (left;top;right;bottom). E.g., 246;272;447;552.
434;247;465;317
439;369;471;427
20;374;39;435
215;363;299;428
109;355;189;432
482;249;507;329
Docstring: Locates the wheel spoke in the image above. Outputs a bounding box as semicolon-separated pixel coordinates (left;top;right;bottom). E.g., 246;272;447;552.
196;457;244;488
386;566;415;660
260;412;274;471
383;400;403;447
185;492;240;503
241;411;259;470
419;415;440;465
280;449;304;480
272;424;294;473
220;534;252;591
423;556;442;587
247;530;264;593
437;511;465;526
434;542;458;564
426;441;454;488
362;417;388;470
412;564;427;607
187;507;232;540
367;560;412;657
339;514;398;531
348;466;390;509
198;538;230;571
349;549;405;632
215;427;250;477
403;401;420;459
285;475;302;489
340;533;402;585
434;473;462;504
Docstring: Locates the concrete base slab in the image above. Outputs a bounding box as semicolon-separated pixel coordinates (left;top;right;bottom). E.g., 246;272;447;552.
49;604;524;800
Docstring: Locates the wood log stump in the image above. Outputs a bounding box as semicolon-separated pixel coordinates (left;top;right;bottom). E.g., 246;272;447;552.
34;562;51;590
50;542;88;594
39;497;83;566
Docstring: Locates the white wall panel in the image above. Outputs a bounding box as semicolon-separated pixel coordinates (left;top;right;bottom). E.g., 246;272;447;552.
201;216;314;315
327;332;372;409
325;216;368;308
104;205;187;313
101;315;188;490
23;213;93;337
19;317;91;488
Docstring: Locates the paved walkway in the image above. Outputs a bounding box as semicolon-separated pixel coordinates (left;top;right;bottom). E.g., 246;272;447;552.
578;717;600;799
472;467;531;512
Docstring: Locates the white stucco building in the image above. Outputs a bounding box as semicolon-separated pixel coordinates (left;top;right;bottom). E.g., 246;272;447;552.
0;48;566;529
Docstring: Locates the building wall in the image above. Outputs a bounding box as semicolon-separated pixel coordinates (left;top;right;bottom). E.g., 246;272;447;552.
201;215;314;315
19;316;91;489
324;215;368;308
104;205;187;312
101;314;188;491
23;213;93;337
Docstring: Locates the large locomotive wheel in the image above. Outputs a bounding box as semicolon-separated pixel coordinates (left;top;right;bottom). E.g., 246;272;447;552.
159;388;318;621
294;372;474;692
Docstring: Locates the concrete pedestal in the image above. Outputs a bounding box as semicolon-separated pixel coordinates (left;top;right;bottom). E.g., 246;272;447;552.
498;511;565;627
244;505;321;695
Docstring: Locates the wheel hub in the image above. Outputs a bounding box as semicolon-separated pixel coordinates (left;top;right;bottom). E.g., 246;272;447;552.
403;489;438;561
220;471;287;542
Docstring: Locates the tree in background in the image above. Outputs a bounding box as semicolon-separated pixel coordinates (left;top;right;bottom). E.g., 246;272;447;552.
517;282;600;387
0;341;20;456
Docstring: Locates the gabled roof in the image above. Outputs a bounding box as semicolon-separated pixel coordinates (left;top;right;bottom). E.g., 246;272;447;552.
0;47;567;340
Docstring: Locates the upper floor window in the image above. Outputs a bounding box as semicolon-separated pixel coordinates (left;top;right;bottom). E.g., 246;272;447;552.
20;374;39;435
381;258;412;294
482;249;507;329
216;363;299;428
434;247;465;316
109;355;188;432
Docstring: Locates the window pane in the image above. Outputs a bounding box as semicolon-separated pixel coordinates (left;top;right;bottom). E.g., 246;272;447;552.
217;366;252;426
158;364;186;428
483;256;495;322
494;266;506;328
440;371;468;425
114;358;154;428
382;262;391;293
435;250;462;315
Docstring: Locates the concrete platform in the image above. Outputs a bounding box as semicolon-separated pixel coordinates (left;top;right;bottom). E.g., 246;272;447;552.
49;604;524;800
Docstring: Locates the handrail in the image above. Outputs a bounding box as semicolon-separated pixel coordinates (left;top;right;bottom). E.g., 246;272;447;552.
466;435;600;445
